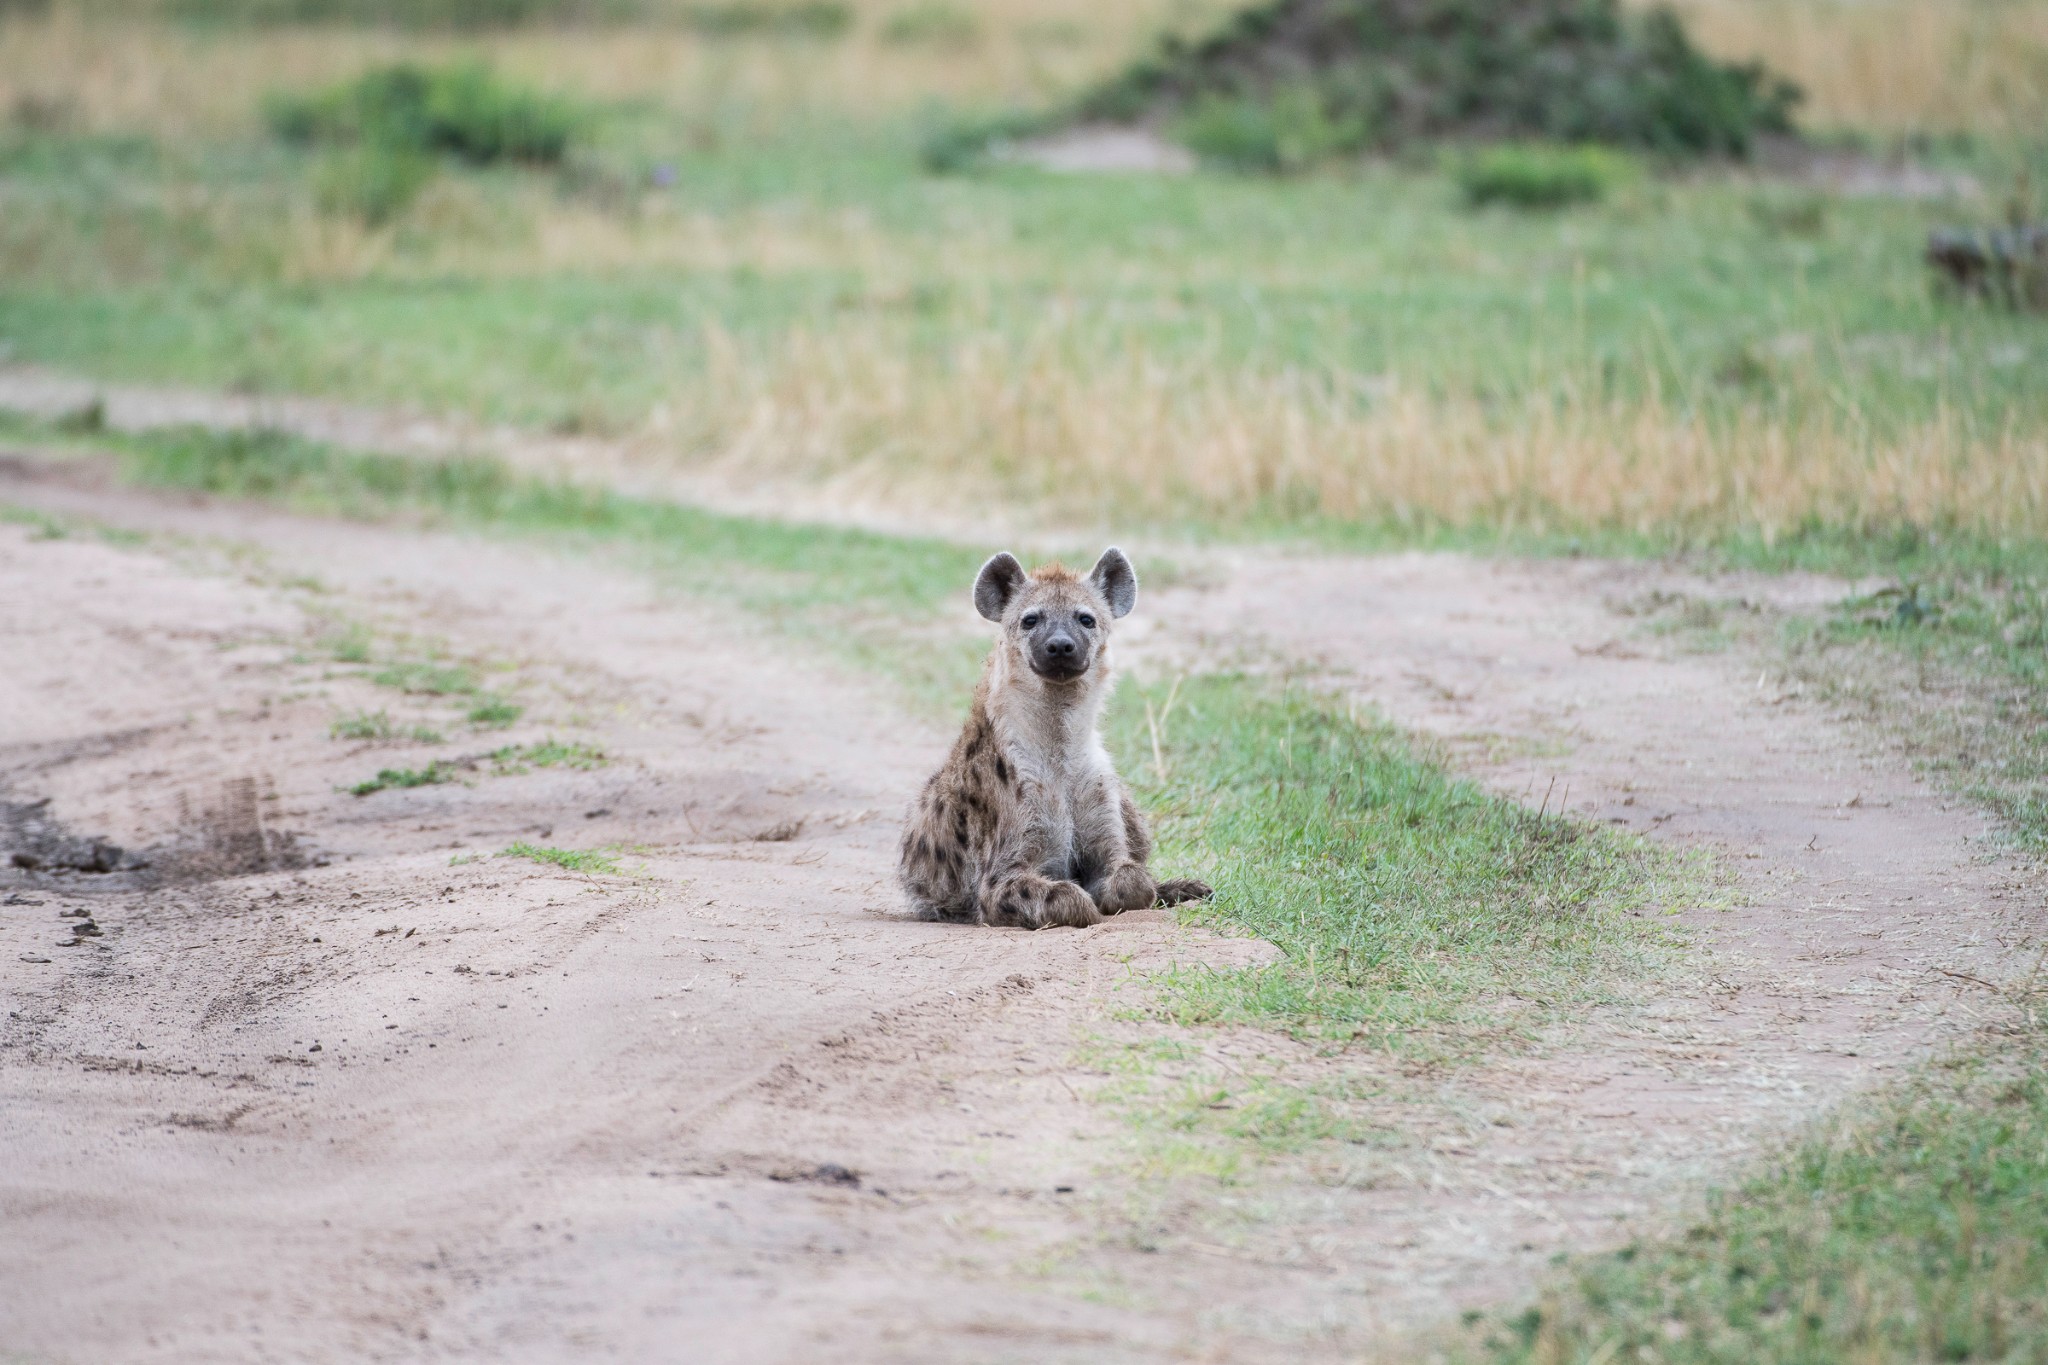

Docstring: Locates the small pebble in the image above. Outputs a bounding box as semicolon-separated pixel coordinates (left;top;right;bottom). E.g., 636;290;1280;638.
18;953;50;964
4;894;45;907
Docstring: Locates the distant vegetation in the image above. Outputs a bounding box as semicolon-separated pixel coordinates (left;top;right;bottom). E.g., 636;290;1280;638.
157;0;851;29
1091;0;1801;164
1454;141;1635;208
265;63;582;164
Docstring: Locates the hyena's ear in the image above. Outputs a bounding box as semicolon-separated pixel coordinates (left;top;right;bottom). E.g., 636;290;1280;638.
1089;547;1138;619
973;552;1028;623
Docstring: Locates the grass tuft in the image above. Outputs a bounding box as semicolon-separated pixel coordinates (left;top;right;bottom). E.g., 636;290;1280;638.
489;738;606;771
330;709;445;743
499;840;621;873
350;761;458;795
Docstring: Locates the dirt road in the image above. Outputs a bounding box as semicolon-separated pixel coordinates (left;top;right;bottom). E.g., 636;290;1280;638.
0;447;2036;1362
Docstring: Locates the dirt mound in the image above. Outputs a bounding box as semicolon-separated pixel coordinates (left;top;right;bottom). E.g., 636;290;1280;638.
1085;0;1800;157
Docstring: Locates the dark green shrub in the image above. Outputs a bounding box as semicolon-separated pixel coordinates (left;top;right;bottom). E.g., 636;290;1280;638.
880;1;981;47
680;1;850;37
1081;0;1801;159
265;62;582;164
1456;142;1633;208
167;0;649;26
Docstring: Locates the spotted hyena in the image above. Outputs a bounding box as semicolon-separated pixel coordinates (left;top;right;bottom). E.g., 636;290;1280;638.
898;547;1211;928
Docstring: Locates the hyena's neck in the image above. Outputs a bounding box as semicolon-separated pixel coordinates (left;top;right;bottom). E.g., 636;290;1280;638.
984;649;1110;774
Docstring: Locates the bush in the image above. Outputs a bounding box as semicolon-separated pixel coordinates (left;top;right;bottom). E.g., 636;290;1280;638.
880;1;981;47
1174;85;1369;172
1456;142;1633;208
680;1;850;37
167;0;648;25
312;144;435;224
1083;0;1801;159
266;62;582;165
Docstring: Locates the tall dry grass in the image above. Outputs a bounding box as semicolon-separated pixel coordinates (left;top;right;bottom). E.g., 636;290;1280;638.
1667;0;2048;135
0;0;1210;136
637;321;2048;542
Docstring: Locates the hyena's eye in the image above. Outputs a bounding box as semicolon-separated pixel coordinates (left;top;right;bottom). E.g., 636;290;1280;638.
1076;612;1096;629
1020;612;1041;629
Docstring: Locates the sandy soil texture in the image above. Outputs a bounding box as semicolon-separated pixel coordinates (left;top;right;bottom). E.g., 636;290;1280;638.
0;450;2038;1363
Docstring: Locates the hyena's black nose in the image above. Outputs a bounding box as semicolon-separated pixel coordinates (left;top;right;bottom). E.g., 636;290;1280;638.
1046;633;1077;657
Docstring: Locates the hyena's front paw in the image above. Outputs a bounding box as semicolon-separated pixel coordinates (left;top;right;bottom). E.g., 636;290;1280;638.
1039;879;1103;928
1154;878;1213;906
1097;862;1159;915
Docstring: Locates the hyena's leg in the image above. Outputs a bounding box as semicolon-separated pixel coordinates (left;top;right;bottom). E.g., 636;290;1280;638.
1106;788;1209;908
1075;785;1155;914
978;869;1101;929
899;804;980;922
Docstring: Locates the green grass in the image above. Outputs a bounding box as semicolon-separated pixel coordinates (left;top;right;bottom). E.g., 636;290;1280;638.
1110;674;1699;1052
330;708;445;743
489;738;606;771
0;120;2039;466
349;761;459;795
499;840;621;873
1467;1031;2048;1365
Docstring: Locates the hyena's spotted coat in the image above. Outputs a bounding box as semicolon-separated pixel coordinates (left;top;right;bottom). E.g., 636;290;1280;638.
898;547;1211;928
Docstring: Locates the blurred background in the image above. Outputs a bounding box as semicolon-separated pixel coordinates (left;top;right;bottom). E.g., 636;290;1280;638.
0;0;2044;549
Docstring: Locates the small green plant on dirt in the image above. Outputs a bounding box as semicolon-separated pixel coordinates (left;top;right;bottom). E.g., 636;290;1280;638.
367;660;479;696
499;841;620;873
489;739;606;772
1456;143;1635;209
1112;674;1699;1052
350;761;459;795
330;709;445;743
466;696;525;728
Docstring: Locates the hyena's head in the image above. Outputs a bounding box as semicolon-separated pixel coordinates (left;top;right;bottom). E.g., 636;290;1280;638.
973;547;1137;686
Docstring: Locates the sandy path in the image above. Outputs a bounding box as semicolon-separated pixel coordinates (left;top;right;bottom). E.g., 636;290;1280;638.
0;469;1275;1364
0;434;2039;1360
1131;550;2036;1316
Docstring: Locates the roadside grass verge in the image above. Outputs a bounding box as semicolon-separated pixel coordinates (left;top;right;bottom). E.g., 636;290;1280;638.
1461;1026;2048;1364
1109;674;1704;1056
14;417;993;710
